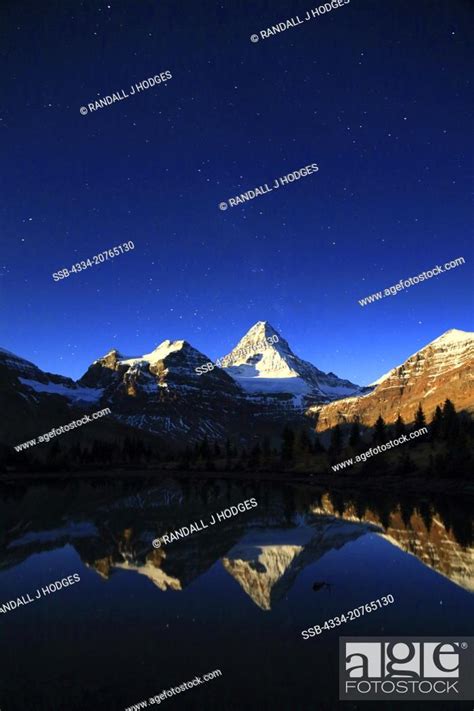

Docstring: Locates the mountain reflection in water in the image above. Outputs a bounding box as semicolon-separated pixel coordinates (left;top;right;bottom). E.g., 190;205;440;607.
1;478;472;608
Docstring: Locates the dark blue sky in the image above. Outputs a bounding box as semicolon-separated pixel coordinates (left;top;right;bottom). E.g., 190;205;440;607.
2;0;473;385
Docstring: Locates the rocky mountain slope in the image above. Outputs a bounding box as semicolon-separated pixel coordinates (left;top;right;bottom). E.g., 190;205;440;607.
311;493;474;592
0;322;362;447
310;329;474;431
2;482;471;607
221;520;373;610
222;321;364;406
0;347;105;444
77;339;249;443
2;325;472;448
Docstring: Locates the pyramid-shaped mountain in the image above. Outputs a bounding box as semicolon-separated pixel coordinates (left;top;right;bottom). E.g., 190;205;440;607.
222;321;364;406
2;324;471;448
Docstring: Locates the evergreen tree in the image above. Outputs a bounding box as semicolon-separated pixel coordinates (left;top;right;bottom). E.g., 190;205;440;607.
354;497;367;521
400;500;415;528
329;424;343;454
312;434;325;454
430;405;443;440
374;499;392;530
180;446;191;469
189;442;199;464
46;439;62;470
442;399;459;441
262;436;271;461
348;419;361;448
448;432;471;479
225;438;232;469
123;437;134;463
394;414;406;438
417;500;433;533
249;443;262;469
298;430;312;454
281;426;295;462
414;404;426;429
397;452;416;475
49;439;61;459
199;436;211;460
372;415;387;444
433;452;446;478
238;447;249;470
69;443;82;466
132;439;146;464
329;490;346;518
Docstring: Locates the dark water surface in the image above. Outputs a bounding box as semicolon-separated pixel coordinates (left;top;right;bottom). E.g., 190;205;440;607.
0;477;472;711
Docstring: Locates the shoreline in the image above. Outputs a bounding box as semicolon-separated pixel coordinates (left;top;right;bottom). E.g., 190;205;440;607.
0;468;472;497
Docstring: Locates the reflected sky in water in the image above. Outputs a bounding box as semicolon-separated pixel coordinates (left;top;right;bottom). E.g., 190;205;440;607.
0;478;472;710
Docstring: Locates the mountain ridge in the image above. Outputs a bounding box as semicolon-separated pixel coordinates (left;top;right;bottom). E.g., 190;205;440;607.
221;320;365;405
1;324;473;446
311;328;474;431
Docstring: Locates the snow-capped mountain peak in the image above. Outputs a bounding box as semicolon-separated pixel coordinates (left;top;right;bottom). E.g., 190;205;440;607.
222;322;294;374
430;328;472;347
94;348;127;364
221;321;363;405
369;328;474;387
120;339;186;366
0;348;39;376
314;328;474;431
2;324;470;448
234;321;283;348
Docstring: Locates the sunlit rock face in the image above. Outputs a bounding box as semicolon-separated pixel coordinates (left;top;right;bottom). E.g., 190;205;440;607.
221;321;363;405
1;482;472;610
0;321;363;447
310;494;474;592
222;521;375;610
310;329;474;430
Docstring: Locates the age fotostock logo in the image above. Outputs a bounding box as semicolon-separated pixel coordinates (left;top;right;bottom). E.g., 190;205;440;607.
339;637;474;701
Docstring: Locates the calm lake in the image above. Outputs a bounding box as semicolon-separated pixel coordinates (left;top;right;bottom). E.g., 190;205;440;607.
0;477;472;710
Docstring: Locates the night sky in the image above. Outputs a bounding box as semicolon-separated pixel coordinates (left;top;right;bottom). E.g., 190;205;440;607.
1;0;473;385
